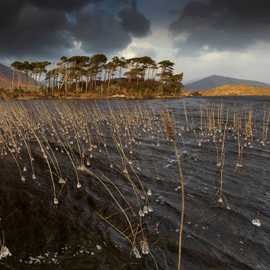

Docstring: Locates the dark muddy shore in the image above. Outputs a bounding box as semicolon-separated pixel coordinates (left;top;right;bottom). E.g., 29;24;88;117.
0;97;269;270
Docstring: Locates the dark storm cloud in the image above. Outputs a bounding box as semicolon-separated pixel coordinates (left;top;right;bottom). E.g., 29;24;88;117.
28;0;97;10
170;0;270;53
0;0;150;58
0;1;25;26
0;5;71;58
71;0;150;53
139;0;189;26
72;7;132;54
118;0;151;38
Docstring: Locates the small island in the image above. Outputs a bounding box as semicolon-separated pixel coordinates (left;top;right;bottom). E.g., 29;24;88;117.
1;55;184;100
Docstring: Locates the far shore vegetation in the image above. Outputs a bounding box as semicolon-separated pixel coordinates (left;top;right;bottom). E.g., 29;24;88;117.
4;54;184;99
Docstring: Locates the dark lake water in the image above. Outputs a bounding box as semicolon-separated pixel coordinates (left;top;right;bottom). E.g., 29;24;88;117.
0;97;269;270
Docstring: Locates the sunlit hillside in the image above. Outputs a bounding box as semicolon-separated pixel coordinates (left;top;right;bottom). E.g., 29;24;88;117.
201;84;270;96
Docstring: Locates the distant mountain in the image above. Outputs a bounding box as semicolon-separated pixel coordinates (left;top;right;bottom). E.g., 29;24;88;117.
0;63;37;89
185;75;269;92
201;84;270;96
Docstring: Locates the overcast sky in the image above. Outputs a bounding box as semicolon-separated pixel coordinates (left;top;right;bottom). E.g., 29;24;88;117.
1;0;270;83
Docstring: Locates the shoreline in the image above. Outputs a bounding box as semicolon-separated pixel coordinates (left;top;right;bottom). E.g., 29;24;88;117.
9;94;270;101
2;91;270;102
0;93;186;101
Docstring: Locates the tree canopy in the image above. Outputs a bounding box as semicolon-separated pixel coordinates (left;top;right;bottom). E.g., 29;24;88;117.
11;54;183;97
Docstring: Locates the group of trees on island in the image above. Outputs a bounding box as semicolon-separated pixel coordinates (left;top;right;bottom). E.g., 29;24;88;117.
11;54;183;96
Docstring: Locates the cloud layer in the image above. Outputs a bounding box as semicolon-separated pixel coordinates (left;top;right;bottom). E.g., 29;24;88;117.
170;0;270;53
1;0;270;83
0;0;150;58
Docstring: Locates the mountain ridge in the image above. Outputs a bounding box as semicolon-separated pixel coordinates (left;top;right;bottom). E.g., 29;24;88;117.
200;84;270;96
185;75;269;92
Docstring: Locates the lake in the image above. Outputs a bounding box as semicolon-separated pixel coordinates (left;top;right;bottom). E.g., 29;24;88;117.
0;97;269;270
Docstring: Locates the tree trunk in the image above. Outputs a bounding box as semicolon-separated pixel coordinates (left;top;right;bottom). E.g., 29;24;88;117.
11;70;14;90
